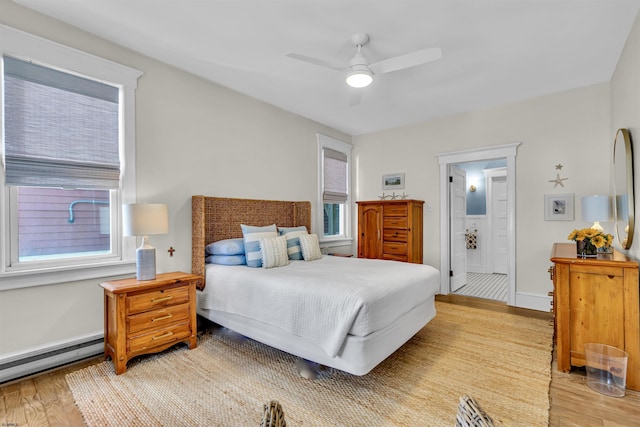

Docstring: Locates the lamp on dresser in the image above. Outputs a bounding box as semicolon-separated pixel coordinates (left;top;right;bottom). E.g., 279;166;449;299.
123;203;168;280
581;195;611;232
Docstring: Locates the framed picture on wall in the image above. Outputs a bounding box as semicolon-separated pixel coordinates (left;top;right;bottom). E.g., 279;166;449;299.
544;193;574;221
382;173;405;190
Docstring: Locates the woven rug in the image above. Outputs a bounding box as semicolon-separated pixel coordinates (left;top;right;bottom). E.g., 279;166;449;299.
66;301;553;426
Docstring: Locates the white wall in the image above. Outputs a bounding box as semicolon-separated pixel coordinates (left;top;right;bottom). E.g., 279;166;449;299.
353;82;611;300
612;11;640;262
0;1;349;358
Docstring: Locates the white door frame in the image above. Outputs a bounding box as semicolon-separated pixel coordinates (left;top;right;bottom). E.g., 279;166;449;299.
436;142;521;306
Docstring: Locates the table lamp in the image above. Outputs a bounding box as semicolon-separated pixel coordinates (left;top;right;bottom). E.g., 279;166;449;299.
123;203;168;280
581;195;611;233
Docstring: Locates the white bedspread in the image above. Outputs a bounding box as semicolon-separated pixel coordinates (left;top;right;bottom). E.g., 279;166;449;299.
199;256;440;358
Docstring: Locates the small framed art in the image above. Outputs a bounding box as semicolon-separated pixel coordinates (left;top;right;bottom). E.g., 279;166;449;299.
544;194;574;221
382;173;405;190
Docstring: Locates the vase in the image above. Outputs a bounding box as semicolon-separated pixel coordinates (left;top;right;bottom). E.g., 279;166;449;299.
576;240;598;257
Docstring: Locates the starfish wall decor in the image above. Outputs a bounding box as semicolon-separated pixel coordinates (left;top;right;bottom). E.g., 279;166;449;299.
549;164;568;188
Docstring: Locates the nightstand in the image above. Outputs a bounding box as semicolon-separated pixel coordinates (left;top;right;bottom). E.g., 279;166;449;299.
100;271;201;374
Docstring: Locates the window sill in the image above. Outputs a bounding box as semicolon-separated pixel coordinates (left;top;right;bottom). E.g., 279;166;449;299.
319;237;353;249
0;260;136;291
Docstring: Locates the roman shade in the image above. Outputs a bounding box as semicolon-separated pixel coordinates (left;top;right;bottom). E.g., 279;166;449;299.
323;147;348;203
3;55;120;189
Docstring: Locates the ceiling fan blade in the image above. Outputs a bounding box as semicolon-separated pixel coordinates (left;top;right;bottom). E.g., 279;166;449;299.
348;87;363;106
286;52;344;71
370;47;442;75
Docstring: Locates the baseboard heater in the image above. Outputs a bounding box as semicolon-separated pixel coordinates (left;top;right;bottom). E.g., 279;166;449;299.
0;335;104;384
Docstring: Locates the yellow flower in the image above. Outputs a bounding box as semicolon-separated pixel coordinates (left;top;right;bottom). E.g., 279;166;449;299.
591;235;605;248
568;227;614;250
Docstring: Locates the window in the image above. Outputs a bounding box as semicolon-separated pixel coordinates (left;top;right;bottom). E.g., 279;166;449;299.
317;134;352;244
0;25;142;289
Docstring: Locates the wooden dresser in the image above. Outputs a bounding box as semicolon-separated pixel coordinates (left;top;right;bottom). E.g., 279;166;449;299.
550;243;640;390
356;200;424;263
100;271;201;374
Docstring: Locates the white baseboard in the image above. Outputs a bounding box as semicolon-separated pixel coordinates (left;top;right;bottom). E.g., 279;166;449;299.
0;333;103;383
515;292;553;313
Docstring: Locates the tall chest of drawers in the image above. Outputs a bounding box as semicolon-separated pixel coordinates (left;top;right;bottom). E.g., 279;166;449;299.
356;200;424;263
100;271;201;374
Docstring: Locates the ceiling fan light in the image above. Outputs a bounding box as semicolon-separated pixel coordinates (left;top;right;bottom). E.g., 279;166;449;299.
346;68;373;88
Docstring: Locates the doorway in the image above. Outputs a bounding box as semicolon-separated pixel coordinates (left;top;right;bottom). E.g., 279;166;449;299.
436;143;521;306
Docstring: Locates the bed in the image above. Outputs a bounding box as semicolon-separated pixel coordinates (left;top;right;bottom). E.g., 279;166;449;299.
192;195;440;375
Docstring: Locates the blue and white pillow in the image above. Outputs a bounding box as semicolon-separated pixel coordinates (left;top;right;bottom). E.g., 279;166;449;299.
205;254;246;265
259;236;289;269
278;226;308;260
205;238;245;255
241;224;278;268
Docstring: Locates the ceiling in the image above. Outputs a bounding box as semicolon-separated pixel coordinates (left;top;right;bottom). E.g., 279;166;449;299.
13;0;640;136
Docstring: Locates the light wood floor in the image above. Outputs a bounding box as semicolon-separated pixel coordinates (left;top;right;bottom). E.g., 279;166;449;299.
2;295;639;426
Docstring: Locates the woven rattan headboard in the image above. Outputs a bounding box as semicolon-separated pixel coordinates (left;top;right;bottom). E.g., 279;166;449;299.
192;196;312;280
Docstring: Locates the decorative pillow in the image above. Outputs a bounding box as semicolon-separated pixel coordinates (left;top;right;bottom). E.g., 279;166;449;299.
205;254;246;265
278;226;308;260
455;395;494;427
299;233;322;261
241;224;278;268
205;238;245;255
259;236;289;269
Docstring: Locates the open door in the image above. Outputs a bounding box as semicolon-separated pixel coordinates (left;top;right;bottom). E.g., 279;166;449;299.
491;176;508;274
449;165;466;292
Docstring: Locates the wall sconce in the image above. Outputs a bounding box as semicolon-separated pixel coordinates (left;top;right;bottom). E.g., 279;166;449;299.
469;185;477;192
123;203;169;281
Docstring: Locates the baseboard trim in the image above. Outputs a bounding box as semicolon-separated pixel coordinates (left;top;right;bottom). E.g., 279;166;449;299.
0;333;103;384
515;292;552;312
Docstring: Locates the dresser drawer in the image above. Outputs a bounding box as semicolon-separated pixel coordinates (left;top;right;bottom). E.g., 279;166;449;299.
128;322;191;354
383;217;408;229
383;253;408;262
383;229;408;242
126;285;189;314
383;241;408;255
383;204;408;216
127;302;191;334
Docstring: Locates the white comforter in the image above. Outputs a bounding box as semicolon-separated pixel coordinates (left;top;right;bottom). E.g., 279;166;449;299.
199;255;440;358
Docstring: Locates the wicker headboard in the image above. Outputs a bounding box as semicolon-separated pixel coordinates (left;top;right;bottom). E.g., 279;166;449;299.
192;196;312;280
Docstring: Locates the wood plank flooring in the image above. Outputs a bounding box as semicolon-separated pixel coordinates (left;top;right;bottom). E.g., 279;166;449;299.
2;295;639;426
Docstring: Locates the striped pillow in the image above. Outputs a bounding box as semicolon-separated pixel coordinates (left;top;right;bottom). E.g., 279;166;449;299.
278;226;308;260
259;236;289;269
299;233;322;261
241;224;278;268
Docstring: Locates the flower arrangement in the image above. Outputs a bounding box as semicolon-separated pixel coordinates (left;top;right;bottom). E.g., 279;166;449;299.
568;228;614;256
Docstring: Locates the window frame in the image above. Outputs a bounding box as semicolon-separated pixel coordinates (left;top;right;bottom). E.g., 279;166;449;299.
0;24;143;290
316;133;353;248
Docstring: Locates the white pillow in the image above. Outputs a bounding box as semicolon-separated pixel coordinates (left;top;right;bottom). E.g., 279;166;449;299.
259;235;290;269
299;233;322;261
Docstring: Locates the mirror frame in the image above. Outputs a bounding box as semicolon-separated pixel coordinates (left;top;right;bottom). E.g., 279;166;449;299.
613;128;635;250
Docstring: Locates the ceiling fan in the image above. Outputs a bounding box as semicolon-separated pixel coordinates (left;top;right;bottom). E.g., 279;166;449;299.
286;33;442;104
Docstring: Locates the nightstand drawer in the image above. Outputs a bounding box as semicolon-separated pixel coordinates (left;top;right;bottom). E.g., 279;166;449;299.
383;217;408;229
383;229;408;242
127;285;189;314
127;302;191;334
128;322;191;354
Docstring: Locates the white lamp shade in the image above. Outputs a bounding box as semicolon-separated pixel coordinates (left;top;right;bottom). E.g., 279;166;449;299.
123;203;169;236
581;196;611;222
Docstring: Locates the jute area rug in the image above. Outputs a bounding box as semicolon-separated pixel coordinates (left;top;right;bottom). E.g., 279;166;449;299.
66;301;553;426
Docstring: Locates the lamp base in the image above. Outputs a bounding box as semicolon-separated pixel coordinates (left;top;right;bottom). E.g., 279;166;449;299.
136;246;156;281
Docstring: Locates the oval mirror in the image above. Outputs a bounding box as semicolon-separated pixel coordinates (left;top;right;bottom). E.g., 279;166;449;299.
613;128;635;249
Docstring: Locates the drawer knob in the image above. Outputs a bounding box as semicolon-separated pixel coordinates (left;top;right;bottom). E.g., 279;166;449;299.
151;331;174;341
151;314;173;322
547;291;554;297
150;295;173;303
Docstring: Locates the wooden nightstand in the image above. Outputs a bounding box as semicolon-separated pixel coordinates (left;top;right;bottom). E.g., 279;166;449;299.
99;271;201;374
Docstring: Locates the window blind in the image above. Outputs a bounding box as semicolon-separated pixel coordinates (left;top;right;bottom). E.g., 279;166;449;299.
323;148;348;203
3;56;121;189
